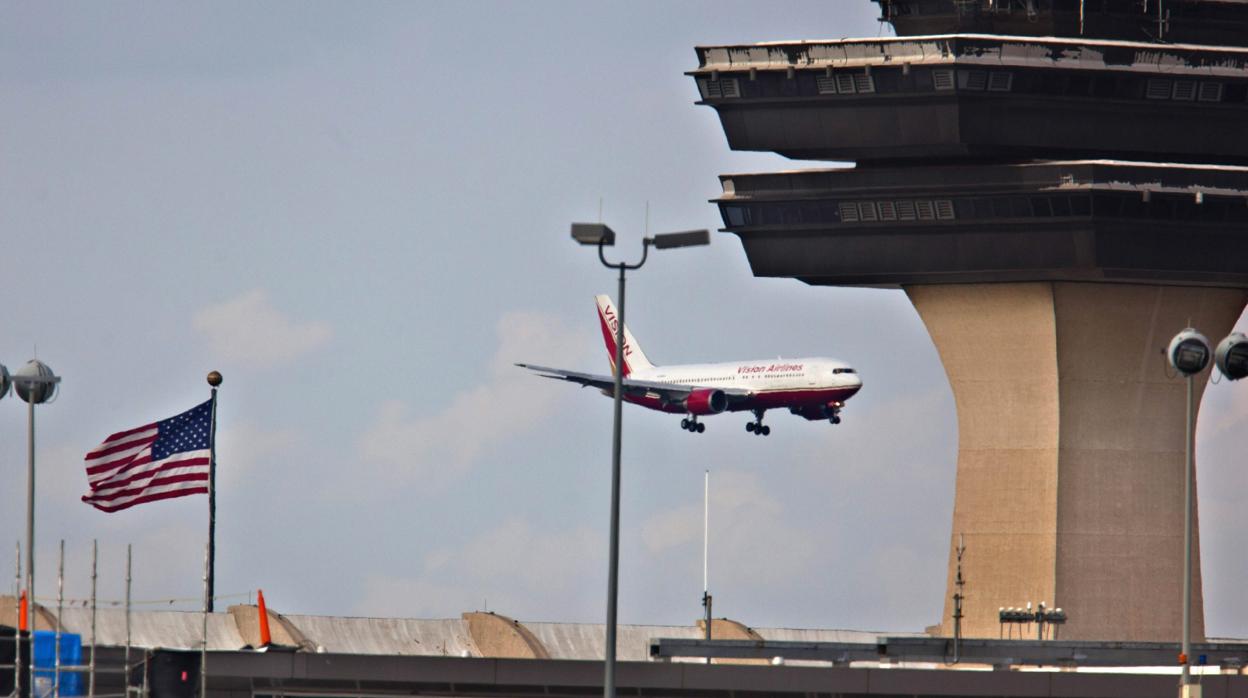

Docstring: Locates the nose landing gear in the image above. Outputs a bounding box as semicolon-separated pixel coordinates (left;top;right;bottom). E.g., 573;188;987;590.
745;410;771;436
680;417;706;434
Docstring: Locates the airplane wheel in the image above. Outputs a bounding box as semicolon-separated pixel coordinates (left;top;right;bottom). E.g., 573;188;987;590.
832;416;841;425
681;418;689;430
745;422;755;433
696;423;706;433
761;425;771;436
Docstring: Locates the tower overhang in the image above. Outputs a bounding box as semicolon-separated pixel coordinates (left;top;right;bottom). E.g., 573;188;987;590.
691;35;1248;164
715;161;1248;288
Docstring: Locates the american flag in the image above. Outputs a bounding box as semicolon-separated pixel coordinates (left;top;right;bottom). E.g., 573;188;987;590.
82;399;214;513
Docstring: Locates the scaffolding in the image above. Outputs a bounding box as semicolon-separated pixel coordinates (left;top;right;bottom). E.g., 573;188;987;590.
2;540;221;698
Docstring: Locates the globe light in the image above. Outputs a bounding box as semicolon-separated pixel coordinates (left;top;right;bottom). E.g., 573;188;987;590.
13;359;58;404
1168;329;1211;376
1215;332;1248;381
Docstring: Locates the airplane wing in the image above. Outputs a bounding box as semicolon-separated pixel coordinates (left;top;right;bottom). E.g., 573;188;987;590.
515;363;751;404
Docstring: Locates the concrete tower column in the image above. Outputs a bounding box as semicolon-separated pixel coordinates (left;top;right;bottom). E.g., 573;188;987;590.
911;282;1247;641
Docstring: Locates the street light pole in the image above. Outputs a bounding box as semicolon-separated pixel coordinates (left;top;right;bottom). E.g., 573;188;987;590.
571;222;707;698
25;395;34;649
598;237;647;698
605;256;624;698
1165;328;1248;697
1182;371;1194;691
1166;328;1211;698
9;359;61;696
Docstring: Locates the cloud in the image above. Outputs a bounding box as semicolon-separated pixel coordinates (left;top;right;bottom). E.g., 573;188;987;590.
355;517;603;620
39;441;101;506
214;421;300;489
355;310;592;492
640;470;819;589
192;289;331;368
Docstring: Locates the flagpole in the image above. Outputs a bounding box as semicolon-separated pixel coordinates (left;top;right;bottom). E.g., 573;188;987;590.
206;371;222;613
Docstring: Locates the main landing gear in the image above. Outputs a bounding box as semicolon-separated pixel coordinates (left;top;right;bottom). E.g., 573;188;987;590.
828;405;843;425
745;410;771;436
680;417;706;434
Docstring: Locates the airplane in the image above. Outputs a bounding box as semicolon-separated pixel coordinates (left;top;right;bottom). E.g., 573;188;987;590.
516;295;862;436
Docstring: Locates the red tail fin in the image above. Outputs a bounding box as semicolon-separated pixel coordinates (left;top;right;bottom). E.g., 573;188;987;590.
595;294;655;377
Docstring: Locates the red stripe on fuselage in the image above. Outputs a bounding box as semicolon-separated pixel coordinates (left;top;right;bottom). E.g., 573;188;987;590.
618;385;861;414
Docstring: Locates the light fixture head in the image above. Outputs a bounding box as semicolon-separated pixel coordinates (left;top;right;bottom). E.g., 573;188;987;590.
650;229;710;250
14;360;59;404
571;223;616;247
1168;328;1212;376
1215;332;1248;381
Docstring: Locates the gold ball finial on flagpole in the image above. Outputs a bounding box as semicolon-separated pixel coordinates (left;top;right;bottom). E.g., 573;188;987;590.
206;371;223;387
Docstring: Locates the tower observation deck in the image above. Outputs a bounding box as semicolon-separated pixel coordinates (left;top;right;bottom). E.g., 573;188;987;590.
691;0;1248;642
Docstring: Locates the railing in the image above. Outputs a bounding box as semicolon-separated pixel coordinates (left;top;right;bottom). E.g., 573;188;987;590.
650;636;1248;670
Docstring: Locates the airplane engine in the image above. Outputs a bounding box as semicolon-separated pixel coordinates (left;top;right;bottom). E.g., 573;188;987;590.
792;401;843;421
680;388;728;415
793;405;829;421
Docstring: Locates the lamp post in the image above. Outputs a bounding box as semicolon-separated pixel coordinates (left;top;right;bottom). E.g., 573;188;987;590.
571;222;709;698
1166;329;1247;698
1168;328;1210;697
1;358;61;696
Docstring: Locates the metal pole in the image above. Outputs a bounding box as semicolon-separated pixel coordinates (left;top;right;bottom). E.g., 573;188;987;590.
26;399;35;698
207;386;218;613
88;540;96;698
13;542;20;698
953;534;964;664
703;470;711;644
703;471;709;598
603;265;625;698
1181;373;1194;688
54;540;62;698
201;542;209;698
124;545;131;697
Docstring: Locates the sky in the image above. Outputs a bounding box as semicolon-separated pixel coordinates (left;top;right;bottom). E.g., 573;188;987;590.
1;1;1246;638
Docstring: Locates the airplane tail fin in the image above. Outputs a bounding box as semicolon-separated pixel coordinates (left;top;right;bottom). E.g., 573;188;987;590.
595;294;655;377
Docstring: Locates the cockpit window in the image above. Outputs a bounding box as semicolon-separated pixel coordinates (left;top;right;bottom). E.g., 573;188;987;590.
832;368;857;374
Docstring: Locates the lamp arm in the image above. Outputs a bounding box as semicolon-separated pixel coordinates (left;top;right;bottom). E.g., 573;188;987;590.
598;238;651;271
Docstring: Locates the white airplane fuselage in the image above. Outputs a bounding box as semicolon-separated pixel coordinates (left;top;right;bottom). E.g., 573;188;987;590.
517;294;863;434
616;358;861;417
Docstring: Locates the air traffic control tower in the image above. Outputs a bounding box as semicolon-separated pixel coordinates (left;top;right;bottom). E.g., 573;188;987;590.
690;0;1248;642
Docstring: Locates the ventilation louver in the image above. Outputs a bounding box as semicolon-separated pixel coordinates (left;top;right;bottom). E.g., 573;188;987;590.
1146;79;1173;100
1198;82;1224;103
987;72;1013;92
1172;80;1197;101
699;78;740;99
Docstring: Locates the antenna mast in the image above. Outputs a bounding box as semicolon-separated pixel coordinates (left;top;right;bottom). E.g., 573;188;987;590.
952;533;966;663
701;471;712;643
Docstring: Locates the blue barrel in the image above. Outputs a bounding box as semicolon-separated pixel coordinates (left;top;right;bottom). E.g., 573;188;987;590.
32;630;82;697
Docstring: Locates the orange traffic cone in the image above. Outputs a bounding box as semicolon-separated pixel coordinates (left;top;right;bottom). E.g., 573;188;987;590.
256;589;272;647
18;591;27;632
